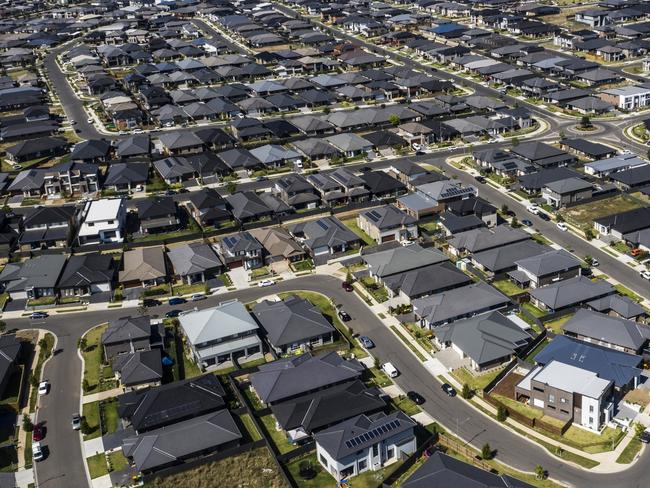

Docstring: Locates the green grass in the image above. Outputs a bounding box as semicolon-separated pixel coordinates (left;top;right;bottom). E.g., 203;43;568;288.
107;450;129;472
29;333;55;412
390;326;426;361
250;267;271;280
172;281;207;297
365;367;393;388
81;324;113;394
239;413;262;442
23;435;31;468
278;291;367;358
616;437;643;464
342;218;375;246
260;414;298;455
219;273;233;287
26;296;56;307
543;314;573;334
132;228;198;244
0;293;9;310
87;453;109;479
561;194;643;228
614;284;643;303
392;395;422;416
82;401;102;440
290;259;314;272
493;393;544;420
521;302;547;319
418;220;438;233
243;386;264;411
360;276;389;303
524;339;549;363
452;367;503;392
492;279;526;296
100;399;120;435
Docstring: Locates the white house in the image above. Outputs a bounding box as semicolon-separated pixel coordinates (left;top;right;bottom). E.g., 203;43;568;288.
77;198;126;245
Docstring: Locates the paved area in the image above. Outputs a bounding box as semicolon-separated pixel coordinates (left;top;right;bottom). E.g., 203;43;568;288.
15;469;33;488
91;473;112;488
82;388;123;405
433;348;471;371
83;437;104;458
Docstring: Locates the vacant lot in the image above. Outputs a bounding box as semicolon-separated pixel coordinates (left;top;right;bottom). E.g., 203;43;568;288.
561;195;643;228
146;448;285;488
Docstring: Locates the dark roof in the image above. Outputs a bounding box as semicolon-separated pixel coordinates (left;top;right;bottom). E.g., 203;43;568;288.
70;139;111;160
104;162;150;186
610;164;650;188
135;196;176;219
23;205;75;227
112;349;163;387
518;167;581;191
561;138;616;158
594;207;650;235
384;262;472;299
360;170;406;194
59;253;115;288
102;315;152;346
118;374;226;432
562;308;650;352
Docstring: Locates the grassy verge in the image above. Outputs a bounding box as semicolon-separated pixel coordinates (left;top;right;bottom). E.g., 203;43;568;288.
616;437;643;464
29;333;55;412
390;326;426;361
365;367;393;388
391;395;422;416
451;367;503;392
80;324;117;394
82;401;101;441
87;453;109;479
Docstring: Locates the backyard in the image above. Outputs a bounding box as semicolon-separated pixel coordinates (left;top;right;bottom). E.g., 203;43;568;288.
542;314;574;334
560;195;643;228
452;367;503;392
81;324;117;394
342;218;375;246
259;414;298;455
492;279;526;296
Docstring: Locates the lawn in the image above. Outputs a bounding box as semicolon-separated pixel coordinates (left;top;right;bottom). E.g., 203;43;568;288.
278;291;367;358
165;326;202;381
360;276;389;303
342;218;375;246
492;393;543;420
521;302;547;319
290;259;314;272
492;279;526;296
87;453;109;479
392;395;422;416
238;413;262;442
452;367;503;392
100;398;120;435
132;228;197;244
243;386;264;411
614;284;643;303
146;448;285;488
616;437;643;464
390;326;426;361
524;338;549;363
81;324;117;394
561;195;643;227
418;220;438;233
82;401;102;440
365;367;393;388
259;414;298;455
29;333;55;412
107;450;129;472
542;314;573;334
249;267;271;280
171;281;208;297
218;273;233;287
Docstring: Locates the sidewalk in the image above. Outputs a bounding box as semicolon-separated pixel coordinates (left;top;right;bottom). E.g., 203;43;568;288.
82;387;123;405
16;330;43;469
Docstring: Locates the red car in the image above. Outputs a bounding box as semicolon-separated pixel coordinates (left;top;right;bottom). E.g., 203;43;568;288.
342;282;353;292
32;423;45;442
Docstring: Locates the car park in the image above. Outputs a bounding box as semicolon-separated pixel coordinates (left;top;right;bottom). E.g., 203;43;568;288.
38;381;49;395
407;391;425;405
168;297;186;305
258;280;274;287
71;414;81;430
441;383;456;397
381;362;399;378
338;309;351;321
358;336;374;349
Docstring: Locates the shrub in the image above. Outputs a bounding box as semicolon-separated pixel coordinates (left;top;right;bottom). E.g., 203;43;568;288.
461;383;472;400
481;443;492;460
496;405;507;422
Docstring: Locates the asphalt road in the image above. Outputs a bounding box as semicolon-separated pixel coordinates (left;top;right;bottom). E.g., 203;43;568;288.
18;275;650;488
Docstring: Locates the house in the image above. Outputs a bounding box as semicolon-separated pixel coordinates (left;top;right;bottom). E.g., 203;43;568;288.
77;198;127;246
18;205;76;251
413;281;511;329
510;249;582;289
397;180;477;219
253;295;336;354
5;136;68;163
58;253;116;298
594;207;650;239
559;139;617;160
610;165;650;191
517;167;582;195
104;162;149;192
226;191;274;223
383;262;473;301
402;451;535;488
529;275;615;312
135;196;179;234
587;294;646;321
363;244;448;281
274;173;320;210
315;411;416;480
448;225;529;257
158;131;204;155
217;232;264;270
116;135;151;159
325;133;373;158
360;171;407;199
515;360;613;431
271;381;386;441
542;177;593;208
562;309;650;354
584;154;646;178
153;156;196;184
250;351;364;405
329;168;371;202
102;315;164;360
119;247;168;288
7;169;45;197
43;162;99;196
118;374;226;433
167;242;223;285
599;85;650;110
178;300;262;369
0;254;66;301
433;311;531;371
510;141;576;169
357;205;417;244
248;227;306;264
70;139;111;163
185;188;231;228
122;409;241;473
112;349;163;391
289;217;360;259
0;335;21;399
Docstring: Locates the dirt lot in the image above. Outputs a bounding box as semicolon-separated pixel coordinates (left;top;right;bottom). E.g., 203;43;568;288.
561;194;644;227
492;372;525;400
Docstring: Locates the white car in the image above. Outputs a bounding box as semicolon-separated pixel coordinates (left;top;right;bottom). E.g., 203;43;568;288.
526;204;539;214
591;259;599;267
86;117;94;124
412;143;421;151
135;184;144;192
556;222;568;232
258;280;275;287
32;442;44;462
38;381;49;395
640;270;650;281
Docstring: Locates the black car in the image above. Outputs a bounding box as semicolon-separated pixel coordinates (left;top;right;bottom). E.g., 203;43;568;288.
143;299;161;307
338;310;351;321
474;175;486;184
415;150;425;156
640;430;650;444
521;219;533;227
407;391;425;405
537;212;550;221
441;383;457;397
359;166;372;172
165;309;182;318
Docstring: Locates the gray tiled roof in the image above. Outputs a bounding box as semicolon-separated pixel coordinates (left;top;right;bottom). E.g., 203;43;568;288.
363;244;448;278
562;308;650;351
530;276;614;310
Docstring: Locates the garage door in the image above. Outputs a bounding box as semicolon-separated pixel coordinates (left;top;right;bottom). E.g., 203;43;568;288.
382;234;396;243
229;260;243;268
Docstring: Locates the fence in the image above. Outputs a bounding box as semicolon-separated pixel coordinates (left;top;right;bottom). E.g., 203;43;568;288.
381;432;438;486
484;393;570;436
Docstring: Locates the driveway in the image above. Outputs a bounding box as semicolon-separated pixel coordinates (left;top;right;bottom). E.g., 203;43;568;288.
433;347;471;371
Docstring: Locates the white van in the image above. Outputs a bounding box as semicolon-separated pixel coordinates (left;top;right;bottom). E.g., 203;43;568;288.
381;362;399;378
32;442;44;462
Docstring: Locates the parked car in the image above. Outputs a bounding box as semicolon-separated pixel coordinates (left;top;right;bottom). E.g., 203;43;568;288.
30;312;48;319
591;259;599;267
556;222;568;232
258;280;274;287
640;428;650;444
640;270;650;281
86;118;94;124
537;212;550;222
135;184;144;192
191;293;206;301
143;299;161;307
71;414;81;430
168;297;186;306
526;204;538;214
33;423;45;441
358;336;374;349
165;309;182;318
38;381;49;395
32;442;44;462
342;281;353;292
521;219;533;227
415;150;425;156
338;309;351;321
407;391;425;405
474;175;486;184
441;383;457;397
381;362;399;378
255;176;268;182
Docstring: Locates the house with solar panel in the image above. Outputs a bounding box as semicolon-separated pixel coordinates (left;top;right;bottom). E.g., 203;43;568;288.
314;411;416;481
216;231;264;270
357;205;417;244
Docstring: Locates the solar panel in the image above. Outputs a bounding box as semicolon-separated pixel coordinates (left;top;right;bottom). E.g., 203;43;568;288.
316;220;329;230
345;440;353;449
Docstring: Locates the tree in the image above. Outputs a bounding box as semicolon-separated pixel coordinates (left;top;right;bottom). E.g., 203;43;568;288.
511;216;520;228
481;443;492;460
388;114;400;127
80;418;91;436
78;337;87;352
461;383;472;399
323;107;331;115
373;356;380;369
556;213;564;223
580;115;591;128
535;465;545;480
23;415;33;432
225;181;237;195
82;379;90;392
345;267;353;285
584;255;593;266
496;405;507;422
500;204;509;214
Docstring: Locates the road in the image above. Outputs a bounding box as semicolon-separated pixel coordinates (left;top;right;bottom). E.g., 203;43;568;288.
18;275;649;488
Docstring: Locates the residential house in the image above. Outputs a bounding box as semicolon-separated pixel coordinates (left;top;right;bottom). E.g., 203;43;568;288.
315;411;416;480
119;247;168;288
542;177;593;208
360;171;407;200
226;191;274;224
178;300;262;369
529;275;615;312
510;141;576;169
104;163;150;192
448;225;530;257
43;162;99;196
472;240;549;276
397;180;477;219
289;217;360;259
252;295;336;354
77;198;127;246
357;205;417;244
167;242;223;285
329;168;371;203
135;196;180;234
510;249;582;288
185;188;231;228
0;254;66;301
0;335;21;399
586;294;646;321
446;196;497;228
102;315;164;360
274;174;320;210
433;311;532;371
248;227;306;264
584;154;645;178
363;244;449;283
58;253;116;297
599;85;650;110
18;205;76;251
112;349;163;392
217;232;264;270
594;207;650;239
383;262;473;302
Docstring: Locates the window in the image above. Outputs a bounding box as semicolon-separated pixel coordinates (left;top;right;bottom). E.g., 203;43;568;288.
560;398;567;403
387;447;395;460
358;459;367;472
319;453;328;468
533;386;544;393
372;444;379;457
589;405;594;413
548;394;555;403
589;417;594;424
